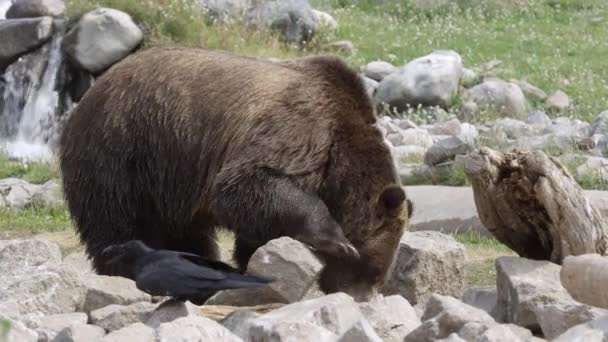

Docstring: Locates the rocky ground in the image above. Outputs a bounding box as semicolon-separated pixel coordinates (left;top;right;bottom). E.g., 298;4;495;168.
3;230;608;341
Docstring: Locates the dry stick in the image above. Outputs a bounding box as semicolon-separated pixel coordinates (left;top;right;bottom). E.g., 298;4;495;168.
464;147;608;264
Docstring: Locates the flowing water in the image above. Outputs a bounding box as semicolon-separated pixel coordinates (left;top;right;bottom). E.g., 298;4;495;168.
0;30;67;162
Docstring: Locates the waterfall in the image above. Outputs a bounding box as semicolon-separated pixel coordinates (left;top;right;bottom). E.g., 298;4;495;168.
0;0;10;19
0;29;66;162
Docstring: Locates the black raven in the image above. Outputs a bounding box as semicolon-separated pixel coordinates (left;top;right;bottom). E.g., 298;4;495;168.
101;240;272;301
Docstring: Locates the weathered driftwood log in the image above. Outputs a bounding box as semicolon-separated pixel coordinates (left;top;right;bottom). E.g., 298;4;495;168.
464;147;608;263
561;254;608;309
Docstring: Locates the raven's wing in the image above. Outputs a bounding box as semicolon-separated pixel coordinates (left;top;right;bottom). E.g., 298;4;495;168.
173;251;243;273
134;257;226;297
134;257;270;297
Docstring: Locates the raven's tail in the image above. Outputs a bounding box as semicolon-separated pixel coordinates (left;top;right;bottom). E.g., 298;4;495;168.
216;273;274;290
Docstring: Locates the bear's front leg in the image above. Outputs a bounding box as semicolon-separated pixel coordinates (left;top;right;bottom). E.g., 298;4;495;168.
210;167;359;270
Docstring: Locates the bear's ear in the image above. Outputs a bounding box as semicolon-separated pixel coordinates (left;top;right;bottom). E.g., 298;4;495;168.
379;185;406;213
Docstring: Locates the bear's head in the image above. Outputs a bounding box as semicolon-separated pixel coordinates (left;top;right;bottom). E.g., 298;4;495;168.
318;123;413;301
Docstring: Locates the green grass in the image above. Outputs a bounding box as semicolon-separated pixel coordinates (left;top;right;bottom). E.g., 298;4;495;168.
64;0;608;122
0;150;59;184
452;231;515;287
0;206;72;235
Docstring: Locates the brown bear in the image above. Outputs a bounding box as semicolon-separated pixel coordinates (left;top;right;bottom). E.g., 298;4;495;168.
58;45;413;301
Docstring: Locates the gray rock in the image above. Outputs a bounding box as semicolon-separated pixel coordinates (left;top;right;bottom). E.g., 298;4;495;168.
405;294;495;342
362;61;397;82
436;334;467;342
459;101;479;122
254;321;338;341
494;256;574;332
63;8;143;74
362;76;379;98
246;0;318;46
52;324;106;342
545;90;570;113
382;231;466;305
6;0;64;19
0;238;62;275
512;80;547;102
338;319;382;342
427;118;462;136
465;79;527;118
0;316;39;342
29;180;64;208
249;293;364;339
0;17;54;70
424;136;473;166
387;128;434;148
576;156;608;178
312;9;337;30
547;117;590;137
0;178;63;209
458;322;532;342
461;67;480;87
375;50;463;111
220;310;260;340
0;239;86;317
145;300;201;328
62;251;93;275
81;274;151;313
553;315;608;342
100;322;155;342
591;111;608;136
197;0;250;22
515;134;575;155
494;118;534;139
90;302;157;332
31;313;88;341
462;287;497;315
536;303;608;340
527;110;552;127
359;294;421;341
206;237;322;306
156;315;243;341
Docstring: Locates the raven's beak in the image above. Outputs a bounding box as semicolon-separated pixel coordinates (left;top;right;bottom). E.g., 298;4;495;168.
101;245;125;264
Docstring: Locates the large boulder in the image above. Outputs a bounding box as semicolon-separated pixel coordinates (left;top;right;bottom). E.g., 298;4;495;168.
375;50;463;112
80;274;151;313
381;231;466;305
247;293;368;340
404;294;494;342
156;315;243;341
591;111;608;136
0;178;63;209
423;136;473;166
464;79;527;118
358;295;421;341
0;17;54;70
246;0;318;46
62;8;143;74
5;0;65;19
494;257;574;333
206;237;323;306
553;315;608;342
0;239;86;317
535;303;608;340
362;61;397;82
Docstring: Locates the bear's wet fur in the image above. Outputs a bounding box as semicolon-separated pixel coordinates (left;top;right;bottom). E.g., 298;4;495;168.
58;46;413;302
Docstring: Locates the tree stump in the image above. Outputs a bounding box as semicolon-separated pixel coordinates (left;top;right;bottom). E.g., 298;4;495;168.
464;147;608;263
